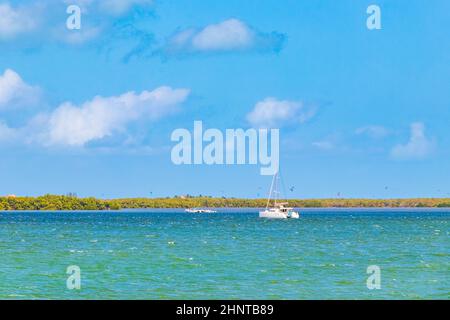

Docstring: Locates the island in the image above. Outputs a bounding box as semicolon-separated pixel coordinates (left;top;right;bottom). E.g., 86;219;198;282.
0;194;449;210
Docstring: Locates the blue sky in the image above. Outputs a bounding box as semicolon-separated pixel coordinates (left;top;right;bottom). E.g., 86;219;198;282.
0;0;449;199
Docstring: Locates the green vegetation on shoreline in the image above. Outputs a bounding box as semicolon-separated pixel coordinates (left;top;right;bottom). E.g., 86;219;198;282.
1;194;450;211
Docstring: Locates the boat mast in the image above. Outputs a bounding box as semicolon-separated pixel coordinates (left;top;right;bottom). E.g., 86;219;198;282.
274;171;279;206
265;172;277;209
265;171;281;209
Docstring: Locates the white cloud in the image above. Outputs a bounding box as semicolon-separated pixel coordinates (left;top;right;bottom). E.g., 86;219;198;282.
0;69;41;110
191;19;252;51
312;140;334;151
0;68;189;147
62;0;93;11
312;133;342;151
32;86;189;146
390;122;435;160
165;18;285;55
0;3;38;39
1;1;153;46
355;125;390;139
246;98;317;128
0;120;16;141
60;26;101;45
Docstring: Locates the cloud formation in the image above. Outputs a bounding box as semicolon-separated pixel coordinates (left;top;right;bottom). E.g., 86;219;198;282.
0;120;16;141
312;140;335;151
0;0;154;47
60;26;101;45
0;3;38;39
1;4;281;62
0;69;41;110
246;98;317;128
164;19;285;55
311;132;343;151
30;86;190;147
0;69;189;147
390;122;435;160
355;125;390;139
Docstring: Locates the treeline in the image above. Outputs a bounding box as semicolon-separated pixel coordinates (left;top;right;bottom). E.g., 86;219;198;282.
0;195;120;211
1;195;450;211
111;197;450;209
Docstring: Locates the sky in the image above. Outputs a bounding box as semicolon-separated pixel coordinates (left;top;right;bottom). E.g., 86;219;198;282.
0;0;449;199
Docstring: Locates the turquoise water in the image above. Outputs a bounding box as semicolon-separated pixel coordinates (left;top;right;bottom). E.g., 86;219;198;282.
0;209;448;299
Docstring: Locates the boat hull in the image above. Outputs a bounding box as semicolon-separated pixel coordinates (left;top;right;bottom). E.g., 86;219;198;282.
259;210;299;219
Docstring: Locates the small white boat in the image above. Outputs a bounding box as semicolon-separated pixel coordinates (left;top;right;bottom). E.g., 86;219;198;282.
259;203;300;219
185;208;217;214
259;171;299;219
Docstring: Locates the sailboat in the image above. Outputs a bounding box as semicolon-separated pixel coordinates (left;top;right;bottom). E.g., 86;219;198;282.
259;171;300;219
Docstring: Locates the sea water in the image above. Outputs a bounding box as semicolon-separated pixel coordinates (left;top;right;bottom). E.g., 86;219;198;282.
0;209;448;299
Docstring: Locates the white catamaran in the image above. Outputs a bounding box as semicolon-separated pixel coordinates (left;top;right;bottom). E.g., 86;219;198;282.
259;172;299;219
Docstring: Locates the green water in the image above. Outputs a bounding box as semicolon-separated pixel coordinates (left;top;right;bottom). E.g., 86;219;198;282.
0;209;448;299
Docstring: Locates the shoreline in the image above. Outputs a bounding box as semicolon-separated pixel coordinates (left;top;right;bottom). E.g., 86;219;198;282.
2;207;450;213
1;195;450;211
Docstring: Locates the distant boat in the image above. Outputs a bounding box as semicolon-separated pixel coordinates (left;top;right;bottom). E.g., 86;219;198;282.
259;171;299;219
185;208;217;214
